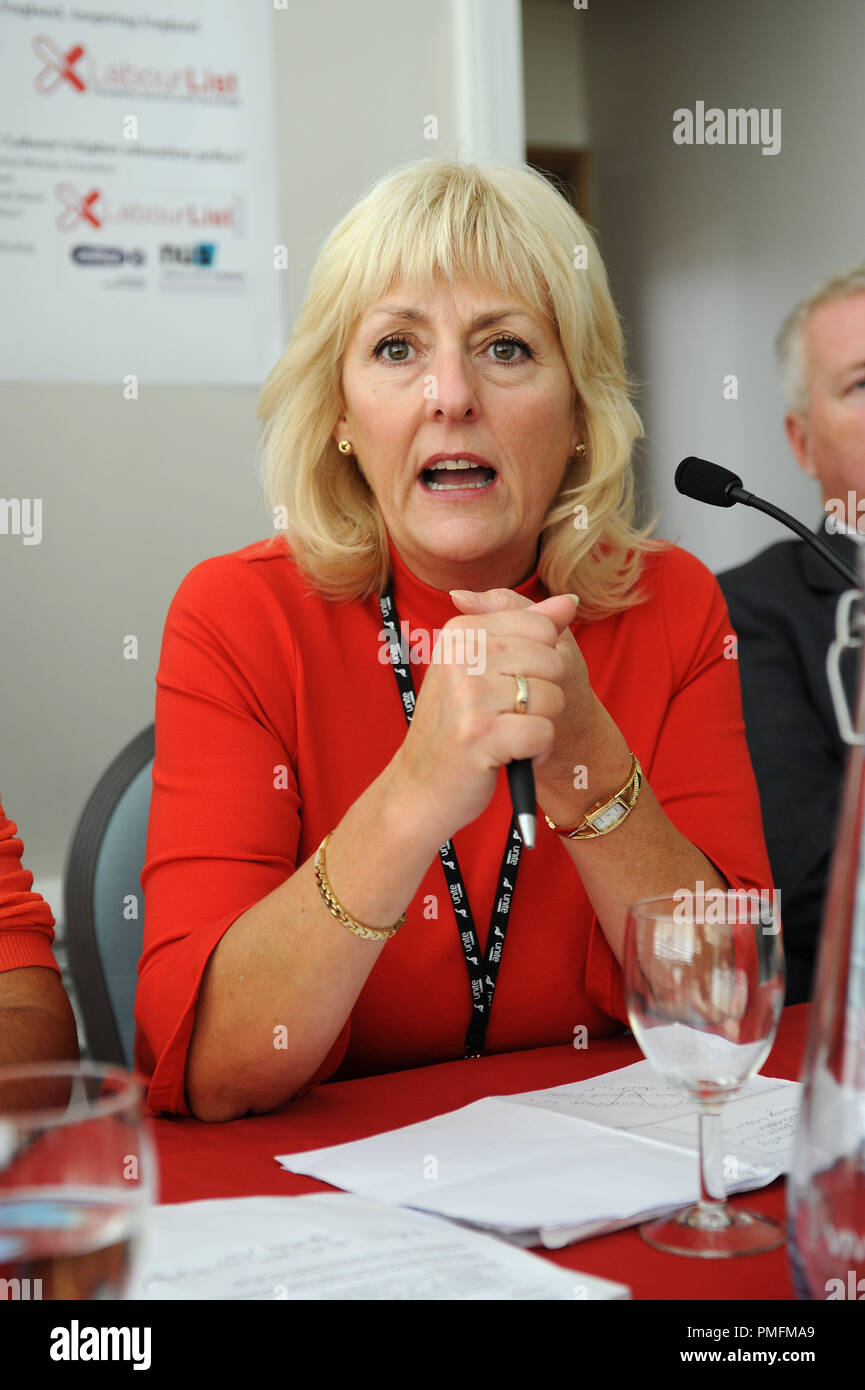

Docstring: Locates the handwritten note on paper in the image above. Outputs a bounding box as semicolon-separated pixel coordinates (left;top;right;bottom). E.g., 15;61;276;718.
502;1060;800;1174
128;1194;629;1300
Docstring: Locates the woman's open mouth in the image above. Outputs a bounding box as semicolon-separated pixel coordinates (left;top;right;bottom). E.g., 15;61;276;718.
419;459;498;492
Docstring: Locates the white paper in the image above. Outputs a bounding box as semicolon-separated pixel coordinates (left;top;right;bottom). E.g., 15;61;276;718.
276;1062;799;1248
128;1194;629;1300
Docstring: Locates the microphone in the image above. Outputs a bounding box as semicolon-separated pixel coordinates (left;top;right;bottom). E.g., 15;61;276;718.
675;456;859;588
507;760;536;849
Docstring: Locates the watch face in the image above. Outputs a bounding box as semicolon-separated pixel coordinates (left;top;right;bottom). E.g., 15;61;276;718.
591;801;627;832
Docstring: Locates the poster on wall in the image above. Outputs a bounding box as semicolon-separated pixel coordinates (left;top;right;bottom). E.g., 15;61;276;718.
0;1;282;384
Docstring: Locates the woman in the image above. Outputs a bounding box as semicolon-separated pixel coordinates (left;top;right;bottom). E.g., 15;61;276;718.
136;158;773;1121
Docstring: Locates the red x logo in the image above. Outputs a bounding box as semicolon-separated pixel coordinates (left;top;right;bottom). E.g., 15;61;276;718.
55;184;101;232
32;35;86;94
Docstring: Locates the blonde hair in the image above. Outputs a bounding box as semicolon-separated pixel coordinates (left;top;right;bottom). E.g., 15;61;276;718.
776;262;865;412
257;157;665;619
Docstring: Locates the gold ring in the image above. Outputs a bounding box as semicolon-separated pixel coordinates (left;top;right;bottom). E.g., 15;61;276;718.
513;674;528;714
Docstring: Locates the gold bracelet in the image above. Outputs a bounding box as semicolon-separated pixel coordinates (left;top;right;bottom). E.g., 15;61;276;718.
544;753;642;840
313;833;405;941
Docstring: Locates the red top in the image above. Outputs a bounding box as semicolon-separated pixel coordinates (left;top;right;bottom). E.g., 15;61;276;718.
136;535;773;1115
0;798;61;974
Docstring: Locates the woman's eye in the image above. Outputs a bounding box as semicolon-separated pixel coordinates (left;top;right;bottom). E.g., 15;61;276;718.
373;334;532;366
489;336;531;364
375;335;413;363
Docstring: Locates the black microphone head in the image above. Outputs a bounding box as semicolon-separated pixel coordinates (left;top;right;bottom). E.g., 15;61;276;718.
675;457;744;508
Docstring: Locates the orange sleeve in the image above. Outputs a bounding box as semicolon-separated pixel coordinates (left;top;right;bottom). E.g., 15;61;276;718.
585;549;775;1025
0;799;61;976
135;557;349;1116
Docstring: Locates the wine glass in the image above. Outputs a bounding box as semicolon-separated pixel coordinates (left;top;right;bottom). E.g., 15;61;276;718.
0;1061;156;1299
623;890;785;1257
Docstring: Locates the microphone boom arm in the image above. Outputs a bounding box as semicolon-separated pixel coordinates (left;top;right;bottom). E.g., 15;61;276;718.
729;485;860;588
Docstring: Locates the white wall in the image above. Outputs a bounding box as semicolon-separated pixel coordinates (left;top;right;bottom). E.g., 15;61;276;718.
521;0;590;149
524;0;865;571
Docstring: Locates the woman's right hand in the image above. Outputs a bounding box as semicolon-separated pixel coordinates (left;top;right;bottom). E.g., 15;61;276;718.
388;593;579;847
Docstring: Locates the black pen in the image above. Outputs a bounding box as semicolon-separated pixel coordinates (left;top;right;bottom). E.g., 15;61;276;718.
507;760;536;849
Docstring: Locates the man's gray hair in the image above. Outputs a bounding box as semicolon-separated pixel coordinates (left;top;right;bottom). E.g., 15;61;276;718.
776;263;865;412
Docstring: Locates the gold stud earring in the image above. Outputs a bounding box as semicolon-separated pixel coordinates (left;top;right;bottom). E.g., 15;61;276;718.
337;439;353;454
573;442;587;457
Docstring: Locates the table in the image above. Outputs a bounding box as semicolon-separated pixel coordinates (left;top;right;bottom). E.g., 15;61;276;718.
151;1003;810;1301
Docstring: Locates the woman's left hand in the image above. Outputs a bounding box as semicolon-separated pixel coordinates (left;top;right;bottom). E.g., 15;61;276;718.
449;586;612;814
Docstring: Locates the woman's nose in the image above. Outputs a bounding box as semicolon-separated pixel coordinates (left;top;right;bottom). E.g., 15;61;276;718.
423;345;481;417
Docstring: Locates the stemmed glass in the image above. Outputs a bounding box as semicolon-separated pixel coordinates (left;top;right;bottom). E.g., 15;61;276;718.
623;891;785;1256
0;1061;155;1299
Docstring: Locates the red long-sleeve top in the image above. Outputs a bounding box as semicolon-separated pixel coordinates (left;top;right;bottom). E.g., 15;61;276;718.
0;799;60;974
136;534;773;1115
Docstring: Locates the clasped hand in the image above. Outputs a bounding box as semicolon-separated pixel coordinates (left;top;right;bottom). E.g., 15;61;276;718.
392;586;597;844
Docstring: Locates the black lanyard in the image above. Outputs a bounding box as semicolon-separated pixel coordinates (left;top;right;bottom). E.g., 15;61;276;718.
378;582;524;1057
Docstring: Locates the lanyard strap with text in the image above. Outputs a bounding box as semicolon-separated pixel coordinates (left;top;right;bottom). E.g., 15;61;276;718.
378;582;524;1056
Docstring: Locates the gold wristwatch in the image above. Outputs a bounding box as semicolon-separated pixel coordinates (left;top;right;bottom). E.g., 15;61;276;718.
544;753;642;839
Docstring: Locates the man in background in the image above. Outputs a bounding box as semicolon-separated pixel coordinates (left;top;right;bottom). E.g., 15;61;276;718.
718;265;865;1004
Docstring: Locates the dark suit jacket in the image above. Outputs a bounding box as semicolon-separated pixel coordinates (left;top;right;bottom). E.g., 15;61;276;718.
717;523;860;1004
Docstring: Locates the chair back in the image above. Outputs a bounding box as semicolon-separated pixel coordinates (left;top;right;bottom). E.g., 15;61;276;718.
65;725;155;1068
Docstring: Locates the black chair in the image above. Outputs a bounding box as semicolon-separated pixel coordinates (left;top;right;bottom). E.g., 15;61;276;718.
64;725;155;1068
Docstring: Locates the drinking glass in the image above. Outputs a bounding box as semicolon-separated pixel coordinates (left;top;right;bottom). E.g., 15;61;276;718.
623;891;785;1256
0;1061;155;1299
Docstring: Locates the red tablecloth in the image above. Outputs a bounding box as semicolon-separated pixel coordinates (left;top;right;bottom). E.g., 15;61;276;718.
150;1003;809;1301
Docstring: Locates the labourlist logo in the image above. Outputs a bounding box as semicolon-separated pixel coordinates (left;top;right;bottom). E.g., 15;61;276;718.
32;33;238;100
55;184;102;231
32;36;86;93
54;184;239;233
